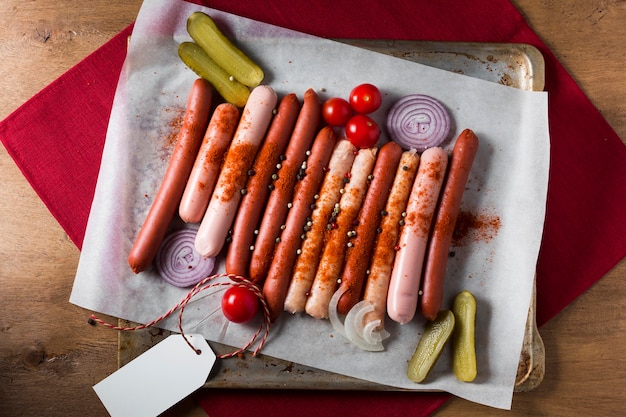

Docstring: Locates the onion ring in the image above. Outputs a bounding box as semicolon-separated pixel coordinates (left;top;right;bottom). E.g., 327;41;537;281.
329;287;347;337
386;94;451;152
155;228;216;287
344;300;386;351
330;288;390;351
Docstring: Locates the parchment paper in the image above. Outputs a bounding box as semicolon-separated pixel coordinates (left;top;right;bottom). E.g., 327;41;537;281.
71;0;549;409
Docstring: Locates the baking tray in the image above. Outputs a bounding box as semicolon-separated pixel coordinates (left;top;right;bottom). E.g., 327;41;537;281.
117;40;546;392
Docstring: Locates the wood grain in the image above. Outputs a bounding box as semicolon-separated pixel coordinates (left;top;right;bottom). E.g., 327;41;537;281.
0;1;624;416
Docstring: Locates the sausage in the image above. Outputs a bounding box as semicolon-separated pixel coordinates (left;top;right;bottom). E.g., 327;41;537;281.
336;141;403;315
249;88;321;283
179;103;240;223
420;129;479;321
262;126;337;321
362;149;420;329
225;93;301;277
283;139;357;314
194;85;278;258
305;147;378;319
387;146;449;324
128;78;212;273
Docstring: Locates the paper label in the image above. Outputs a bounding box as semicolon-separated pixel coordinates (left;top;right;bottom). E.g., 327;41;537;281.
94;334;215;417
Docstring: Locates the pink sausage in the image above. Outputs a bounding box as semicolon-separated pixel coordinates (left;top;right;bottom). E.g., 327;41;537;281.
361;149;420;329
194;85;278;258
387;146;448;324
179;103;240;224
420;129;479;321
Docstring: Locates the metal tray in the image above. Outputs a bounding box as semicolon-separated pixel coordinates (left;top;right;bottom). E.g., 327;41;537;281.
118;40;546;392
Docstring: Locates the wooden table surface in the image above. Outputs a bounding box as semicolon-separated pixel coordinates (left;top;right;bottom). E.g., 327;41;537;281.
1;1;624;416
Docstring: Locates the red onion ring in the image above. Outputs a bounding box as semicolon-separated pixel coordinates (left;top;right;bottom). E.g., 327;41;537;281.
155;228;216;287
386;94;451;152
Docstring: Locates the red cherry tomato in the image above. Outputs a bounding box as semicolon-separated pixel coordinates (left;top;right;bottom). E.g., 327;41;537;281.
221;285;259;323
349;83;382;114
322;97;353;126
345;114;380;148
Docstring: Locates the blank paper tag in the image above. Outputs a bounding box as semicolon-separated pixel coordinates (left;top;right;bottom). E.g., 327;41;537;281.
94;334;215;417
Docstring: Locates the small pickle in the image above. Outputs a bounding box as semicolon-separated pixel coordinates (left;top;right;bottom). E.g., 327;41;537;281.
187;12;264;88
452;290;477;382
407;310;455;383
178;42;250;108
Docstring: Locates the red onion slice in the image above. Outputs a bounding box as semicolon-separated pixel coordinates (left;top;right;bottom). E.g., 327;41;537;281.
155;229;216;287
386;94;451;152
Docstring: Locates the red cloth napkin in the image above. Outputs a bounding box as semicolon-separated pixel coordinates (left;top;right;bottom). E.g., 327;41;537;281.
1;1;625;416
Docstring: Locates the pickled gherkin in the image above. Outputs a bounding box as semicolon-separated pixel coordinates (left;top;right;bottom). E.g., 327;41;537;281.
186;12;264;88
406;310;455;383
178;42;250;107
452;290;477;382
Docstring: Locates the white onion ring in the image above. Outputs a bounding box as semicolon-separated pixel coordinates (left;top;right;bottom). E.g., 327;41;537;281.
328;287;347;337
329;289;390;351
362;319;390;345
344;301;384;351
386;94;451;152
155;229;216;287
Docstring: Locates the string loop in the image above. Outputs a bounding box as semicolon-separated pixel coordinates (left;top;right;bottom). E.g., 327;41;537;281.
89;273;271;359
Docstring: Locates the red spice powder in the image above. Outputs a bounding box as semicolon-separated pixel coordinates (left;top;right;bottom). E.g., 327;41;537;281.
205;144;226;167
220;142;258;202
163;108;185;150
452;210;502;245
254;142;282;182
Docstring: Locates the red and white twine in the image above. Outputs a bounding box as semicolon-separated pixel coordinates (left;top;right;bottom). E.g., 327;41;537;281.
88;273;271;359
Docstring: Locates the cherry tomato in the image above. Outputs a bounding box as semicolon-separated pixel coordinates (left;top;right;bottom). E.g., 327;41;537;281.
322;97;353;126
221;285;259;323
345;114;380;148
349;83;382;114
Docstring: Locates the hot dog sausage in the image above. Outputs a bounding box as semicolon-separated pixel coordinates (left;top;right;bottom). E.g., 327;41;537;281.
336;141;403;315
225;93;301;277
263;126;337;321
305;147;378;319
420;129;479;321
283;139;357;314
249;88;321;283
362;149;420;329
194;85;278;258
179;103;240;224
128;78;212;273
387;146;449;324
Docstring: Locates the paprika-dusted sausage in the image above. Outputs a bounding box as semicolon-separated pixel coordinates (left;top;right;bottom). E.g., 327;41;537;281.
336;141;403;315
387;146;448;324
305;147;378;319
263;126;337;321
128;78;212;273
362;149;420;330
249;88;321;283
179;103;240;224
420;129;479;321
283;139;357;314
194;85;278;258
225;93;301;277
